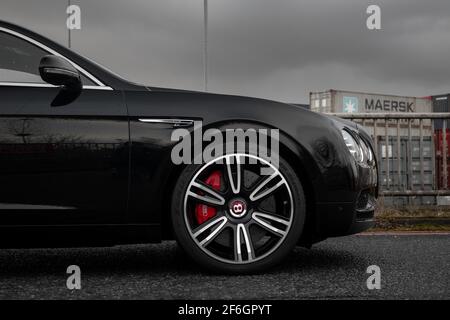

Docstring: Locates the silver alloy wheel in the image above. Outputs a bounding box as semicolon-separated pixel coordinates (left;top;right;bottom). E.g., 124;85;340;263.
183;153;294;264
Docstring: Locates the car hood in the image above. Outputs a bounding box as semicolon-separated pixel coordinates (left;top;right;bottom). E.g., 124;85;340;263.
144;85;339;131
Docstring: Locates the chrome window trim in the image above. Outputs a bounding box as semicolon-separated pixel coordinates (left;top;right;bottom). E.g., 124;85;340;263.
0;203;76;210
0;82;113;90
0;26;111;89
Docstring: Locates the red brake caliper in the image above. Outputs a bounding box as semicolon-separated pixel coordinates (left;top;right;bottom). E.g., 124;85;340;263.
195;170;222;224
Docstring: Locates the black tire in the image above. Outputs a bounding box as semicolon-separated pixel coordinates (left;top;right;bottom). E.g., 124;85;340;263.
171;153;306;274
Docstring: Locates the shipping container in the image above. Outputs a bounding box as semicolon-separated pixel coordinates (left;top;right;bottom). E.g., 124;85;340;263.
433;94;449;130
310;89;432;114
432;94;450;194
434;129;450;189
310;90;433;137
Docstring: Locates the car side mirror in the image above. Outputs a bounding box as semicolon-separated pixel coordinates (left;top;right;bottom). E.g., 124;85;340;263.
39;55;82;91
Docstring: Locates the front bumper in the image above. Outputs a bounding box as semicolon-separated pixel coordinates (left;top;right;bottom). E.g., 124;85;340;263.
300;115;378;242
315;196;375;237
348;188;377;234
315;159;378;238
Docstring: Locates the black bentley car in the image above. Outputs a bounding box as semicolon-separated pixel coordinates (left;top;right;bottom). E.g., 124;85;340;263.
0;21;377;273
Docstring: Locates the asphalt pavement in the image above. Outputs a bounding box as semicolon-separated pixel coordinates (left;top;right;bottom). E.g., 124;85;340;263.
0;233;448;299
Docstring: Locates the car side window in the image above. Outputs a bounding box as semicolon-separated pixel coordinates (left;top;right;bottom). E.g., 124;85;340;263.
0;31;95;86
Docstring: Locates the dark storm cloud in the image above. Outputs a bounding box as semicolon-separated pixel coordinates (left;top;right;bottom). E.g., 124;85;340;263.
1;0;450;102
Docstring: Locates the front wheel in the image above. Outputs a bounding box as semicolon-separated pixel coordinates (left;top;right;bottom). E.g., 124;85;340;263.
171;153;305;273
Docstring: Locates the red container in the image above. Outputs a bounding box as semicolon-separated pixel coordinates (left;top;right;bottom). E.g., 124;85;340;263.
434;129;450;189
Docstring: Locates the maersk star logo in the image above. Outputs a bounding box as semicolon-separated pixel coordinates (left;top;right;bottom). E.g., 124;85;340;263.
343;96;359;113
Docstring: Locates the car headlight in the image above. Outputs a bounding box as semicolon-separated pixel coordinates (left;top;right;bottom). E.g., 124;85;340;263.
360;138;374;163
341;129;363;162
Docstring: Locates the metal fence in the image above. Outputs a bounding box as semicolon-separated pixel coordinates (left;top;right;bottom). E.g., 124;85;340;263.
328;113;450;204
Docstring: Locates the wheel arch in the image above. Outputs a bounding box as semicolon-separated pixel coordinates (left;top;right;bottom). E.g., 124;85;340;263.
160;119;320;242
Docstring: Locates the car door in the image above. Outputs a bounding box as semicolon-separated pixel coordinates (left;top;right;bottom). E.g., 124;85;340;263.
0;29;129;226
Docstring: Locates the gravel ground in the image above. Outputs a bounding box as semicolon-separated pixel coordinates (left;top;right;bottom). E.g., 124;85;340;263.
0;233;448;299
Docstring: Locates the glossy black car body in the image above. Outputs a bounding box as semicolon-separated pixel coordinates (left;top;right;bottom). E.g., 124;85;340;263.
0;21;377;252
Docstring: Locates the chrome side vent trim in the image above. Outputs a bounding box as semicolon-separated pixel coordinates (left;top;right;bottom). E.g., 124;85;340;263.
138;119;195;128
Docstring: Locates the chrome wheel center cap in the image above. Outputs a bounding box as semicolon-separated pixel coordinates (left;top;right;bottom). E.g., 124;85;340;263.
228;198;247;218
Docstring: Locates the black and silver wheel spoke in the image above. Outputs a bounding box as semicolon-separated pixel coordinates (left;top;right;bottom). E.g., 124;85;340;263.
235;223;254;262
225;154;242;194
249;171;285;202
192;216;228;247
188;181;225;206
251;211;290;237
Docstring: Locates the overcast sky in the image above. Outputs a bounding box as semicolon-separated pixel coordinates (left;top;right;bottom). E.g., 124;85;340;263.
1;0;450;103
